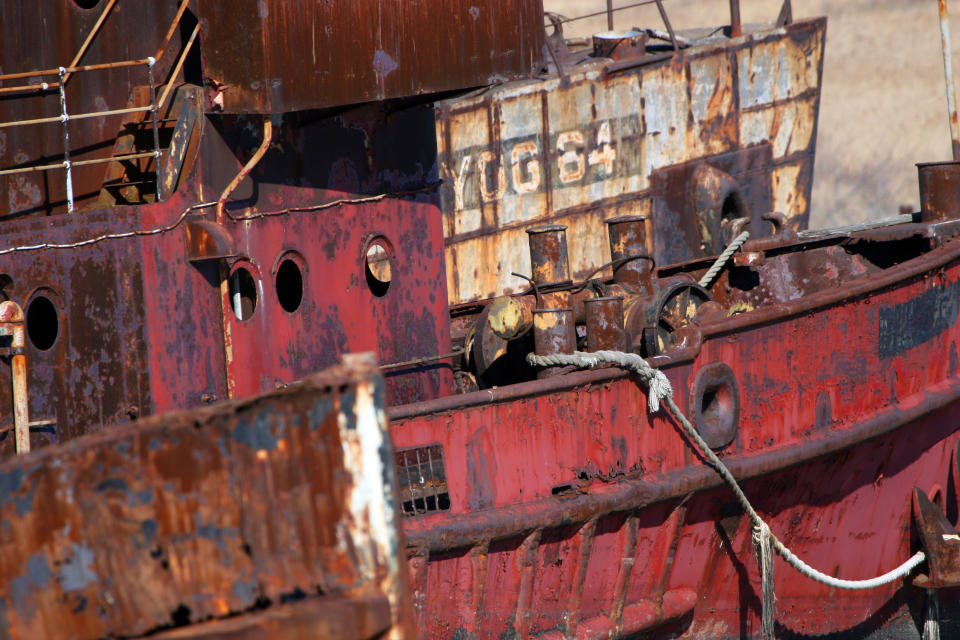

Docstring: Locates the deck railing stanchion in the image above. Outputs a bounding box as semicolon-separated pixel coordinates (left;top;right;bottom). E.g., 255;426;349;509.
730;0;743;37
146;56;163;201
57;67;74;213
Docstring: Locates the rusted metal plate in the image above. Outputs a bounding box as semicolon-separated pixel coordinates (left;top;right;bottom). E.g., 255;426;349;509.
391;238;960;638
0;96;454;451
436;19;826;305
195;0;543;114
0;0;184;218
0;354;411;639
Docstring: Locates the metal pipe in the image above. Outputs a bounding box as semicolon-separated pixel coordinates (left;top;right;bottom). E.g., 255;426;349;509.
216;116;273;398
553;0;659;26
0;57;148;84
654;0;680;53
147;57;163;201
69;105;153;121
217;116;274;221
606;0;615;30
0;81;57;96
62;0;118;85
157;25;200;111
605;215;653;289
57;68;74;214
585;296;628;351
154;0;193;62
0;151;159;178
0;302;29;455
939;0;960;161
0;104;151;130
0;115;66;130
526;224;571;287
729;0;743;37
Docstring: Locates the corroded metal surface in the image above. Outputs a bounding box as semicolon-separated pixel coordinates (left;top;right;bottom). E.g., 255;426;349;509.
0;99;454;450
918;161;960;222
196;0;543;114
391;230;960;638
0;0;186;218
0;355;411;639
437;18;825;304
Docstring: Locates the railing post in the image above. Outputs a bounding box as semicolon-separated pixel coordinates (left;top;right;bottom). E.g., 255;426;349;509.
730;0;743;37
606;0;614;30
57;67;74;213
0;302;29;455
654;0;680;53
146;56;163;201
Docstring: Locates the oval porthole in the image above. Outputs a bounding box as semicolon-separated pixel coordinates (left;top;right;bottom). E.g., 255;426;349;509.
229;266;258;321
364;237;393;297
27;295;59;351
691;362;740;450
72;0;102;9
275;258;303;313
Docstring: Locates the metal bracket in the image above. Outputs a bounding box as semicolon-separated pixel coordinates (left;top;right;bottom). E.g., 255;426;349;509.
912;488;960;588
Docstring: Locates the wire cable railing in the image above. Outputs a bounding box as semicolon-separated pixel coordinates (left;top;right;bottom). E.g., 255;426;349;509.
0;0;198;212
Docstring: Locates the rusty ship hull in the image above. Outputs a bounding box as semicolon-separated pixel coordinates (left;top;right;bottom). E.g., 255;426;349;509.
0;1;957;639
393;222;960;638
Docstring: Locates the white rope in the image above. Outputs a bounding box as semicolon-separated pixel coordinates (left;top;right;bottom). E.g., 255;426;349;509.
699;230;750;288
753;522;775;640
526;349;927;592
526;351;671;412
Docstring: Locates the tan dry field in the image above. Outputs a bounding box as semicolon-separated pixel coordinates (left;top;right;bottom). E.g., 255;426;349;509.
545;0;960;228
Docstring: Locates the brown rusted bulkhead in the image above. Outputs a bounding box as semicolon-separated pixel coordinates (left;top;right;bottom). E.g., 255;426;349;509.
197;0;544;113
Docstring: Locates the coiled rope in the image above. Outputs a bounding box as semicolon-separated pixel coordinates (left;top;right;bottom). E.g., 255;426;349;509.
526;349;926;639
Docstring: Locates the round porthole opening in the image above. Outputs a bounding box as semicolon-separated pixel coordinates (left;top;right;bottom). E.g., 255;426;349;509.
72;0;102;9
691;362;740;450
27;296;59;351
364;237;393;297
275;259;303;313
229;267;258;321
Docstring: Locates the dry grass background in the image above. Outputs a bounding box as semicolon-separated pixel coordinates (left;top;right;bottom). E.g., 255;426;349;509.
544;0;960;228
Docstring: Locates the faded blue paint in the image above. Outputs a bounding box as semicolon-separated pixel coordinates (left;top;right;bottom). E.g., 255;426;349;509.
0;468;39;517
341;389;357;431
96;478;129;494
140;519;158;543
192;512;240;557
232;577;258;604
373;50;398;77
231;408;282;450
307;397;333;431
59;543;99;592
10;553;52;622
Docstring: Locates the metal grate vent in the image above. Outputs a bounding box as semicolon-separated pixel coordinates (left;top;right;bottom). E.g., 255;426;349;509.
396;444;450;517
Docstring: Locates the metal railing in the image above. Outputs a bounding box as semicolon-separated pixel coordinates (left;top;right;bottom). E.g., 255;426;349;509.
552;0;795;41
0;0;198;212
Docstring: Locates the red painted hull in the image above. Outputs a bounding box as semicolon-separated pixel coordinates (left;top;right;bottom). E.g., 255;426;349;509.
391;239;960;638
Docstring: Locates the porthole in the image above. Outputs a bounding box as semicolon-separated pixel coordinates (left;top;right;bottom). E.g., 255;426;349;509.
275;258;303;313
229;266;258;321
691;362;740;450
27;295;59;351
364;236;393;297
72;0;102;9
